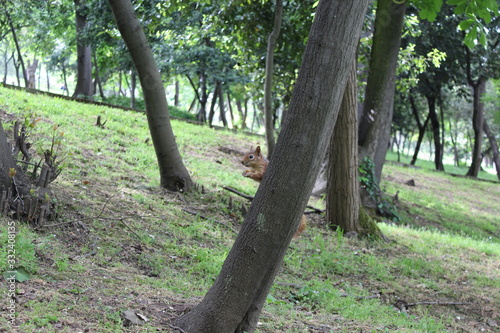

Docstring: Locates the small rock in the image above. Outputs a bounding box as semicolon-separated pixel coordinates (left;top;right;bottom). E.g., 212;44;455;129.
487;318;498;327
121;310;146;326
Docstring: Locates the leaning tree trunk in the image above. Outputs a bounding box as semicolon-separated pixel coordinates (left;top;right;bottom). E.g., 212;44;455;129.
73;0;94;98
263;0;283;158
108;0;193;192
327;59;361;233
358;0;406;184
175;1;370;332
466;76;486;178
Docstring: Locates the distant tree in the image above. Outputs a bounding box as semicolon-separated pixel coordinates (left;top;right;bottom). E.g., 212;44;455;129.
358;0;406;203
175;0;370;331
464;26;500;177
107;0;193;192
73;0;93;98
263;0;283;157
0;0;28;87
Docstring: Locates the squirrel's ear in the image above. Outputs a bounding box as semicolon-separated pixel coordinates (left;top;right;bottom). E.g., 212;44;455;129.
255;146;261;155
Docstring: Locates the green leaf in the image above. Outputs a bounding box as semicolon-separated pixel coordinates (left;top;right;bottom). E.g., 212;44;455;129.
479;30;487;47
459;20;473;31
454;3;466;15
478;9;492;23
463;28;477;49
434;0;443;12
427;10;438;22
446;0;464;5
418;8;428;20
3;267;31;282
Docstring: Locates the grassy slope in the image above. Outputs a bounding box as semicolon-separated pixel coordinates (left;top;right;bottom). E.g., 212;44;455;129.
0;86;499;332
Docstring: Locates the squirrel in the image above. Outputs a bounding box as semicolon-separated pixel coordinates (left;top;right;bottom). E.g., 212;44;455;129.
241;146;307;238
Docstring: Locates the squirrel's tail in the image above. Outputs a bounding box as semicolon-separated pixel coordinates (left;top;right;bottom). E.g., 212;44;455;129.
293;215;307;238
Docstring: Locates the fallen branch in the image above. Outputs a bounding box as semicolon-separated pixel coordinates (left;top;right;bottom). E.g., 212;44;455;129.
222;186;253;200
222;186;324;214
406;301;472;307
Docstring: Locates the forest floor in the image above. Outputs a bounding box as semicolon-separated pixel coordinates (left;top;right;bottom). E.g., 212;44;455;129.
0;86;499;332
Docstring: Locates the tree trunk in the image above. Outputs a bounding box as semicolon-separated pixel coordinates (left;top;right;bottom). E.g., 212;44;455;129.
226;91;235;128
466;76;486;177
174;79;180;107
73;0;93;98
263;0;283;158
409;96;430;165
93;51;105;99
175;0;369;331
358;0;406;184
427;93;444;171
108;0;193;192
483;119;500;180
208;84;218;127
327;59;360;233
198;72;208;122
27;59;39;89
2;1;28;87
217;81;227;127
130;70;136;109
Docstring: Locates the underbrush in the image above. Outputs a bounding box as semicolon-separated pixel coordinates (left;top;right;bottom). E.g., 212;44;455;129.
0;86;499;332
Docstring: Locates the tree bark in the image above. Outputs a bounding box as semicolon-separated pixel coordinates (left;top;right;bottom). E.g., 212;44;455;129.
358;0;406;184
218;81;227;127
327;59;360;233
27;59;39;89
175;0;369;331
427;93;444;171
263;0;283;158
466;75;486;177
108;0;193;192
73;0;94;98
483;119;500;180
130;70;136;109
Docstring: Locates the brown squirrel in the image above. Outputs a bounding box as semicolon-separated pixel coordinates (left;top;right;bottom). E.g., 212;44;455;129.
241;146;306;238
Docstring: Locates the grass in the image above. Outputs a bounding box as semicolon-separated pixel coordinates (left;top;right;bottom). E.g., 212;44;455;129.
0;86;499;332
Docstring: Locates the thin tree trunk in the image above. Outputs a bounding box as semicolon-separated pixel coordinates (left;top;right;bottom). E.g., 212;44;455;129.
227;91;235;128
176;0;369;331
208;84;218;127
108;0;192;192
174;79;180;107
2;1;28;87
217;81;227;127
483;119;500;180
93;51;105;99
358;0;406;184
46;66;50;92
466;76;486;177
130;71;136;109
427;94;444;171
327;59;360;233
409;96;430;165
73;0;93;98
263;0;283;158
